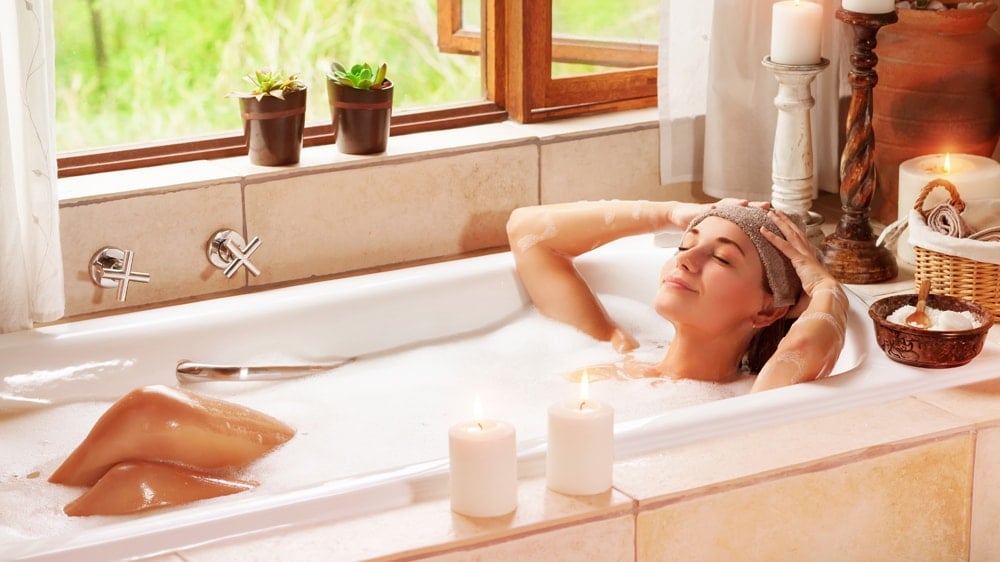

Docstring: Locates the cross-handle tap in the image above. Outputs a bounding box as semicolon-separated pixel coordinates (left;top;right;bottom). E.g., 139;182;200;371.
208;229;262;278
89;247;151;302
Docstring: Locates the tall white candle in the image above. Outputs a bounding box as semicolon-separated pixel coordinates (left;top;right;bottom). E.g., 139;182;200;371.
770;1;824;66
448;398;518;518
841;0;896;13
896;153;1000;263
546;372;615;496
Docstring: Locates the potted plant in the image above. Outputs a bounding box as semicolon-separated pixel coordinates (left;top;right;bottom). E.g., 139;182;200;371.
326;62;393;155
229;69;308;166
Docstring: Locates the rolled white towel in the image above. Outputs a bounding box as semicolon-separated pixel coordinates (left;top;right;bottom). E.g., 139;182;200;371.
969;226;1000;242
925;203;973;238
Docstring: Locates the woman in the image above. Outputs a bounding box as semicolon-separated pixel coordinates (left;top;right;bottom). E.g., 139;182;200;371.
506;199;848;392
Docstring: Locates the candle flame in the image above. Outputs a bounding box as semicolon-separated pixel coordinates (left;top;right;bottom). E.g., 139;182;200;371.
943;153;952;174
473;396;483;423
580;370;590;406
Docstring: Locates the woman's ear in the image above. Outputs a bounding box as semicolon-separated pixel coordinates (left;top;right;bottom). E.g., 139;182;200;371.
751;303;790;329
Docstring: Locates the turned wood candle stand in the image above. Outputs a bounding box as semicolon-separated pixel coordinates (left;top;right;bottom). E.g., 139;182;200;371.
820;8;899;284
761;56;830;247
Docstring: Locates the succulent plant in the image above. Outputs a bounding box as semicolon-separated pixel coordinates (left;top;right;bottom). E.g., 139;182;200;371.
229;69;306;100
327;62;389;90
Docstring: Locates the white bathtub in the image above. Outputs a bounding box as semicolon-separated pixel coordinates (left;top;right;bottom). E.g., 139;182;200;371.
1;234;998;561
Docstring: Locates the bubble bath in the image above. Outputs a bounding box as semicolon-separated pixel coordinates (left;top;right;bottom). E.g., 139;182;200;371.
0;234;995;560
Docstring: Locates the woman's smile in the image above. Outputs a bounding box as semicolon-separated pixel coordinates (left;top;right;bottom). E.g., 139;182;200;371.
661;275;697;292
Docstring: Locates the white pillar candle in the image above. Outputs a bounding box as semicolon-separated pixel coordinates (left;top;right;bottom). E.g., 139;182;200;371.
841;0;896;13
770;1;824;66
448;398;518;518
896;153;1000;263
546;373;615;496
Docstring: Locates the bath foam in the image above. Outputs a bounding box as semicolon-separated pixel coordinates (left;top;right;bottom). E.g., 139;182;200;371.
514;212;558;253
0;295;752;544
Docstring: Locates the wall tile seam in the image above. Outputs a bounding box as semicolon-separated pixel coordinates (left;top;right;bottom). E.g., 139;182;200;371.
58;245;515;323
628;429;977;512
910;396;1000;430
382;505;636;562
535;122;658;145
965;426;979;555
59;179;241;208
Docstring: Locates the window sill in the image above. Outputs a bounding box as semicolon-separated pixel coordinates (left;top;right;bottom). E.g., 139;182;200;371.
58;108;660;205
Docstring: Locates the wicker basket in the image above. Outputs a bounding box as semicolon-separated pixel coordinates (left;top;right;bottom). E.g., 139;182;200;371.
911;179;1000;321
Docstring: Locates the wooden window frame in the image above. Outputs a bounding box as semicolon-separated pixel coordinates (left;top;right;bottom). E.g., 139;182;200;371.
58;0;656;178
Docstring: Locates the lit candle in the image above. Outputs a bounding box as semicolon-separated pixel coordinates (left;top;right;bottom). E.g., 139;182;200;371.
448;397;518;517
896;153;1000;263
841;0;896;13
770;1;824;66
546;372;615;496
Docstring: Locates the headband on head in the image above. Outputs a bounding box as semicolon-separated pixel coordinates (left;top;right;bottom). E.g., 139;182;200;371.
686;205;802;307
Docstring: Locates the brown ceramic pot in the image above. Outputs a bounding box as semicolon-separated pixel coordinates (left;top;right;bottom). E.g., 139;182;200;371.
871;1;1000;224
239;89;307;166
326;79;393;155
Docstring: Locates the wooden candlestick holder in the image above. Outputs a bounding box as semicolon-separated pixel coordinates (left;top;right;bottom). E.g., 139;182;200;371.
819;8;899;284
762;56;830;246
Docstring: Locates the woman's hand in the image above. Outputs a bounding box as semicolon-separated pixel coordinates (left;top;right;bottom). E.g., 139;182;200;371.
759;209;836;297
667;198;772;231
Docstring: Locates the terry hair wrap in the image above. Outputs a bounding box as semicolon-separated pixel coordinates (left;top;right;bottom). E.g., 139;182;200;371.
686;205;802;307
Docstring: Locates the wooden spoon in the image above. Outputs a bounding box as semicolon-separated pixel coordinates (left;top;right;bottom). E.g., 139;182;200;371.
906;279;932;329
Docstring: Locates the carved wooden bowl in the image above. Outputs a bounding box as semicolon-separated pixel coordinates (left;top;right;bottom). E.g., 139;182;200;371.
868;294;993;368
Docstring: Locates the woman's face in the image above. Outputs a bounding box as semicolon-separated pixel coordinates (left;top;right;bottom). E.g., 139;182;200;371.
654;216;771;333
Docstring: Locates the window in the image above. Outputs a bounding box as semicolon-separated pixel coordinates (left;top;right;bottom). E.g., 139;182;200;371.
56;1;657;177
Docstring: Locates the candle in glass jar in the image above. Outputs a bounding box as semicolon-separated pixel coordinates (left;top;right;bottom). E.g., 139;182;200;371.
448;397;518;517
770;1;824;66
896;153;1000;263
546;372;615;496
841;0;896;13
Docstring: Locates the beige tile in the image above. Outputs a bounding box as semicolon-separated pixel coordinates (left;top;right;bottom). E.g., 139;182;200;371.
636;434;973;562
58;161;239;203
418;515;634;562
917;378;1000;426
59;183;245;317
243;146;538;286
540;128;664;204
972;425;1000;562
614;398;970;505
172;478;633;561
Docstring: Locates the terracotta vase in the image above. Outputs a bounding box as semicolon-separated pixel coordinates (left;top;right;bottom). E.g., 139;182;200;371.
871;1;1000;224
239;89;307;166
326;80;393;155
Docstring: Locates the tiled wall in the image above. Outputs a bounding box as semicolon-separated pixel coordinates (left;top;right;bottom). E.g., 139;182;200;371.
57;114;695;320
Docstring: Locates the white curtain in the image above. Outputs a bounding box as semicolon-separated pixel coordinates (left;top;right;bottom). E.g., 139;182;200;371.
657;1;713;184
0;0;65;333
660;0;847;200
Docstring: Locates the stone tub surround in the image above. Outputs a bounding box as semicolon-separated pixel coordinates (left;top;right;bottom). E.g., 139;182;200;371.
56;109;679;320
143;380;1000;561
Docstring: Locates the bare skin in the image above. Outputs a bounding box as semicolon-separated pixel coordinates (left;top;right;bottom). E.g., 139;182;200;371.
506;199;846;392
63;460;257;516
49;385;295;487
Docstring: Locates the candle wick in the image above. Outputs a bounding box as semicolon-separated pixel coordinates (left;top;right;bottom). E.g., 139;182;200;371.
477;421;484;431
579;401;587;411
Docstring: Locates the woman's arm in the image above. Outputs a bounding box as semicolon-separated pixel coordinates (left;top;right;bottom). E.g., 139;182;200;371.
507;200;679;351
506;199;751;351
752;210;848;392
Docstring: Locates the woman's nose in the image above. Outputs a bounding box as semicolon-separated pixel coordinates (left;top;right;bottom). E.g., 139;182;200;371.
674;248;700;272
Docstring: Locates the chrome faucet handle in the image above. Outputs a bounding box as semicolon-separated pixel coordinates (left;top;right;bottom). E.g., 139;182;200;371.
90;247;151;302
208;229;262;278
